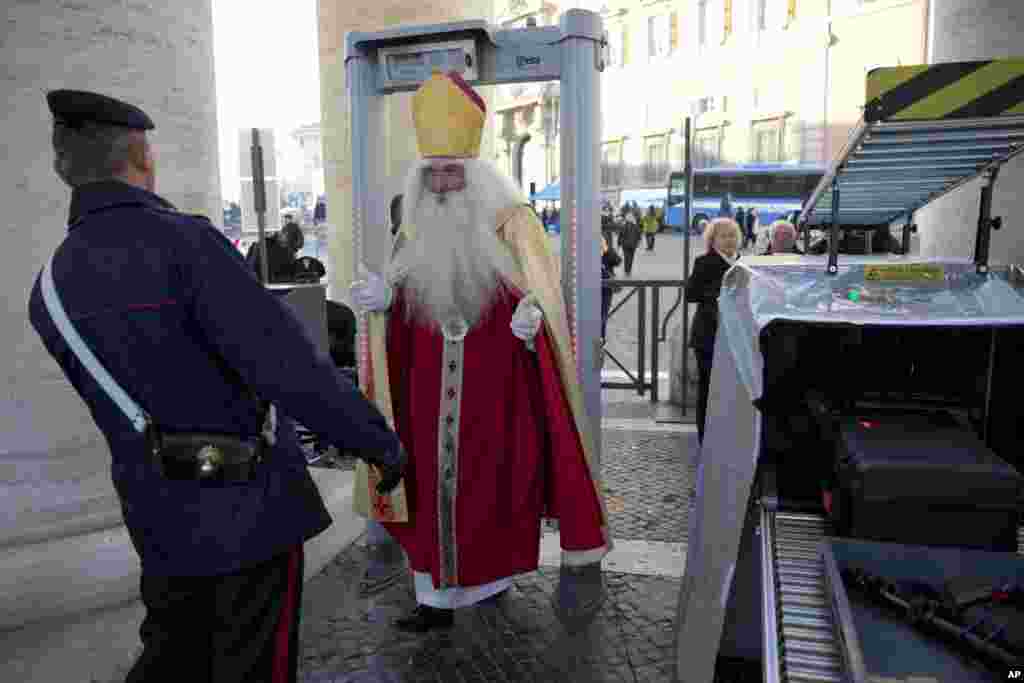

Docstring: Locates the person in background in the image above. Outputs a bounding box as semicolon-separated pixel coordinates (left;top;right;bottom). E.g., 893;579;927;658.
745;208;758;251
618;211;642;276
642;205;659;251
719;192;734;218
685;217;741;446
601;204;615;248
389;194;403;238
246;221;304;284
314;197;326;226
601;235;622;343
734;207;746;249
763;220;803;255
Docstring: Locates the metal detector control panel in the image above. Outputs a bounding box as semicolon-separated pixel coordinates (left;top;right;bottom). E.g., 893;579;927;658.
378;39;479;87
346;14;601;92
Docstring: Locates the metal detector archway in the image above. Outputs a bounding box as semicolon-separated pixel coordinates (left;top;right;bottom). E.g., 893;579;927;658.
345;9;606;464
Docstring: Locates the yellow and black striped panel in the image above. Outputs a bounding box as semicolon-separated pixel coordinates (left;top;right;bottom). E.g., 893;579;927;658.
864;59;1024;123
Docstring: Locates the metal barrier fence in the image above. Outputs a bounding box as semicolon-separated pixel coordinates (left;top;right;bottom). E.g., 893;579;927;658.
601;279;687;406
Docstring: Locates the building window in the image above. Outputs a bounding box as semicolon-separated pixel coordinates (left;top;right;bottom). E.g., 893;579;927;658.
648;14;670;60
609;24;630;67
752;119;782;162
698;0;708;48
644;135;669;184
602;141;624;187
756;0;795;31
695;129;721;168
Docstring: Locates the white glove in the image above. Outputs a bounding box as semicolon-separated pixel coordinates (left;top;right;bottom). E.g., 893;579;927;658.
510;297;543;351
349;265;393;313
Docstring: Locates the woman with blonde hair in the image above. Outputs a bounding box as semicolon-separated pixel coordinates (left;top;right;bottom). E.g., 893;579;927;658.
685;217;742;445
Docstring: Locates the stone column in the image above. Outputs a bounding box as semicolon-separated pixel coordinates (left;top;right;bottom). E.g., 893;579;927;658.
917;0;1024;265
1;2;220;680
2;0;221;587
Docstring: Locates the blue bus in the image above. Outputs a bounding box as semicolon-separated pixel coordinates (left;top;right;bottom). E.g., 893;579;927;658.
665;163;825;232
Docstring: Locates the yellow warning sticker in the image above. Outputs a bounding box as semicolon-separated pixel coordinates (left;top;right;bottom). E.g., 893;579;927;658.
864;264;945;282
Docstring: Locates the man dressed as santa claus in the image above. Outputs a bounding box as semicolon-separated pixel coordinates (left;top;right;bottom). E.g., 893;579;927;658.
351;70;610;633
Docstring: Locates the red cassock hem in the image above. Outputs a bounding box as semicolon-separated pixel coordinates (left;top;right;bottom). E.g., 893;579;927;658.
383;287;604;589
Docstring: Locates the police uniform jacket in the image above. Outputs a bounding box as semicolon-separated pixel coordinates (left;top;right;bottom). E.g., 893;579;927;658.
685;249;734;354
29;181;401;577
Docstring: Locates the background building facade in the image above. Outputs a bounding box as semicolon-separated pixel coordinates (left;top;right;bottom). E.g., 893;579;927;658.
495;0;929;207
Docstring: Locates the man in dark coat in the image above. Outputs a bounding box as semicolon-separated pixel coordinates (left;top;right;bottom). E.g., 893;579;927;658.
246;221;304;283
31;90;405;683
745;208;757;250
685;217;740;445
618;211;642;276
390;194;403;237
313;197;326;226
601;235;622;341
719;192;734;218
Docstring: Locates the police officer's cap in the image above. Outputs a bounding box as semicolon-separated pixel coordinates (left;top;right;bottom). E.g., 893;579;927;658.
46;89;155;131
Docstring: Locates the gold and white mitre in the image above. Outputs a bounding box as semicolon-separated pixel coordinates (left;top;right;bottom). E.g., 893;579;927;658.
412;70;486;159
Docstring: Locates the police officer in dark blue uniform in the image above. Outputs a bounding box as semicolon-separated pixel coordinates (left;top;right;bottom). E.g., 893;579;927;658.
29;90;405;683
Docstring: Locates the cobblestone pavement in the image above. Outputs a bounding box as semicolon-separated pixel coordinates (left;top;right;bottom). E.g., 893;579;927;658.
299;552;680;683
601;429;696;544
297;417;768;683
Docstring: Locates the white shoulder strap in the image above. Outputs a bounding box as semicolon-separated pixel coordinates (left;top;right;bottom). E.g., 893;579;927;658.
40;254;150;433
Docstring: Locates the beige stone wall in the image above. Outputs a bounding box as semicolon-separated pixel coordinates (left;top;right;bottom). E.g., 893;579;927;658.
826;0;929;158
916;0;1024;265
2;0;221;549
318;0;496;300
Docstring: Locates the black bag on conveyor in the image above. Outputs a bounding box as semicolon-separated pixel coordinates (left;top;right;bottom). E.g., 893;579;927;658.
830;411;1022;552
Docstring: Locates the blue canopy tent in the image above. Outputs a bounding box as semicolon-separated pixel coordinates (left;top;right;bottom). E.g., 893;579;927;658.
530;180;561;232
530;179;560;202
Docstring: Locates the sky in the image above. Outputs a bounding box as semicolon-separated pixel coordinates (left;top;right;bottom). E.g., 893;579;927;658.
211;0;322;202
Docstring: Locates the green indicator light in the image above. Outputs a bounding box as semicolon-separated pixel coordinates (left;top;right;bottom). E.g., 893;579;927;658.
848;290;860;302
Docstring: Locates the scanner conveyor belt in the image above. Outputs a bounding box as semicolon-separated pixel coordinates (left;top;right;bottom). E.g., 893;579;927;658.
763;511;1024;682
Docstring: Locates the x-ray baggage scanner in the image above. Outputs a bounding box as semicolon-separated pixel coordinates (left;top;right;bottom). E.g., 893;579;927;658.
345;9;606;463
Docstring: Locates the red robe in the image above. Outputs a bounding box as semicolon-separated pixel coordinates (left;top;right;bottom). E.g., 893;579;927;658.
382;286;606;590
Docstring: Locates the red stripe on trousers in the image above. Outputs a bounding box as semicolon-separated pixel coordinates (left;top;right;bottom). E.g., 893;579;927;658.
271;547;301;683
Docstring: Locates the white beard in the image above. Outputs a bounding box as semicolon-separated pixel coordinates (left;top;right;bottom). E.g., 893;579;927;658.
389;159;525;331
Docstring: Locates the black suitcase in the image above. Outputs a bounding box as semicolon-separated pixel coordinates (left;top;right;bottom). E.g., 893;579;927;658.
830;412;1022;551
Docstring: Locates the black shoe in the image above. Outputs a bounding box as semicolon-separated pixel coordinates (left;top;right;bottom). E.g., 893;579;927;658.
394;605;454;633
